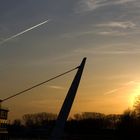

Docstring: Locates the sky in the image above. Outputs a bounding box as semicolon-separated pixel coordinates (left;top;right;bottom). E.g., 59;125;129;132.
1;0;140;120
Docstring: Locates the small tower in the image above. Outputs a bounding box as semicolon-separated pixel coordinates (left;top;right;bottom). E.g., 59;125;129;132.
0;100;9;140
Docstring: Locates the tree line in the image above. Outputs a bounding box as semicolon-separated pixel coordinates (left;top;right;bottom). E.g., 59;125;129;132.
8;96;140;139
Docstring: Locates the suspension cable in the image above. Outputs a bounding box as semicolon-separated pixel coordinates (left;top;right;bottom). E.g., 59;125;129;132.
2;66;79;102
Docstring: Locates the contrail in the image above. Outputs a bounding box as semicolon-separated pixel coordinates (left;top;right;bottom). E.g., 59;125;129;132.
104;80;136;95
0;19;49;45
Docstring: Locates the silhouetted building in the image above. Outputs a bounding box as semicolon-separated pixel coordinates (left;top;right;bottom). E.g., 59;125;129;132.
0;100;9;140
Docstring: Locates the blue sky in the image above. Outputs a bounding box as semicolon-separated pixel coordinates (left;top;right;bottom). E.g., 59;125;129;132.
0;0;140;120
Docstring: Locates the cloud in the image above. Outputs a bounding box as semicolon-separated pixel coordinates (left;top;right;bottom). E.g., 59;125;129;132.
60;30;96;39
48;85;65;90
104;80;136;95
95;21;137;36
97;21;136;29
60;28;131;38
74;43;140;55
60;20;137;39
76;0;136;13
97;31;127;36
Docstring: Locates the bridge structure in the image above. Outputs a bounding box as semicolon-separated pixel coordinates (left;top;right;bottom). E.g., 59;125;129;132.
0;100;9;140
0;57;86;140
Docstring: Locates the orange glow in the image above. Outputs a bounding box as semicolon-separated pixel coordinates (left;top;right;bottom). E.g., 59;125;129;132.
129;82;140;108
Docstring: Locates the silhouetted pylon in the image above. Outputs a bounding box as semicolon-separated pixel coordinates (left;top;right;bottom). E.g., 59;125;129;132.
49;57;86;140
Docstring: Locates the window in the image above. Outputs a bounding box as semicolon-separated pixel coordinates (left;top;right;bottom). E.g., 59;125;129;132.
0;110;8;119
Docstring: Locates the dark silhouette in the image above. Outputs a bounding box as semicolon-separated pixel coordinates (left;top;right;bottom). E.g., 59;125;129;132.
133;95;140;117
0;102;9;140
50;58;86;140
1;58;87;140
7;108;140;140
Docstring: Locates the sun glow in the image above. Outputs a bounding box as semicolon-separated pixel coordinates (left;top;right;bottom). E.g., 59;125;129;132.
129;82;140;108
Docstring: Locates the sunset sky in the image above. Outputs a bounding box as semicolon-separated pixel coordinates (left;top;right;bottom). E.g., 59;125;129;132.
1;0;140;120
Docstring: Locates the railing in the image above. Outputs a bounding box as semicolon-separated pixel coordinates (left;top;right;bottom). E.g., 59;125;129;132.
0;107;8;111
0;128;8;133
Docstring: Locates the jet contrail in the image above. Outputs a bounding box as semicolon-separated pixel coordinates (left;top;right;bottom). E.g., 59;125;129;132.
0;19;49;45
104;80;136;95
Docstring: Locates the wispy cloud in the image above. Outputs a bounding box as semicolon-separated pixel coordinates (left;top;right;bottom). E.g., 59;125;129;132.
48;85;65;90
97;31;127;36
60;30;96;39
97;21;136;29
60;20;137;38
60;28;132;38
96;21;136;36
76;0;136;13
74;43;140;55
104;81;136;95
